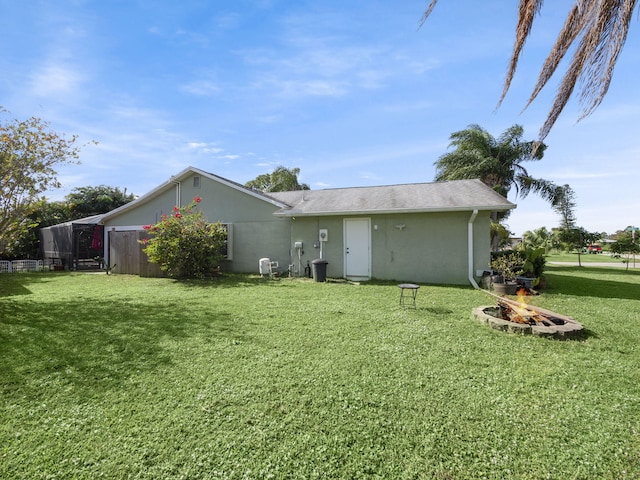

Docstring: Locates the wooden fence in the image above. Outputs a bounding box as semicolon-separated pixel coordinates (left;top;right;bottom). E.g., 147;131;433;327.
108;230;164;277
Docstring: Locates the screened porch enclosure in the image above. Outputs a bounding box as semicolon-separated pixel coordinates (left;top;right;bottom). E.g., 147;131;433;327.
40;215;105;270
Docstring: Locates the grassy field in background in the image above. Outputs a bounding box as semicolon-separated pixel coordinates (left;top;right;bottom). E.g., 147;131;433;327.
546;251;639;265
1;267;639;479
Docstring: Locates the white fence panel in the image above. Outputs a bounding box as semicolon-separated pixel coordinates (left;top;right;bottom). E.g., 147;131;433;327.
0;260;44;273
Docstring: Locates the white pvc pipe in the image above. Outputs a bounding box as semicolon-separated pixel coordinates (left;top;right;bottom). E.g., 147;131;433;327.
468;209;480;289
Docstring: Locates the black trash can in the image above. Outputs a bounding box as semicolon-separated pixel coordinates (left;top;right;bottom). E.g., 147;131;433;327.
311;258;329;282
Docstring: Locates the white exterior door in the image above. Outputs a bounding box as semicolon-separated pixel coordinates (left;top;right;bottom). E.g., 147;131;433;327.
344;218;371;280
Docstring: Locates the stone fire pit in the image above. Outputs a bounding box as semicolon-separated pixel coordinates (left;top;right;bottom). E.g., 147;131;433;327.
472;297;583;339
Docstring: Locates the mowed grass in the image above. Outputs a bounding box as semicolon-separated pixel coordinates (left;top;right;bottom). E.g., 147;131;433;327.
546;251;639;265
1;268;639;479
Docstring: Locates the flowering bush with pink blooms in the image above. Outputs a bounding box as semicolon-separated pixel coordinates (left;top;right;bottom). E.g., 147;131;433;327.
140;197;227;278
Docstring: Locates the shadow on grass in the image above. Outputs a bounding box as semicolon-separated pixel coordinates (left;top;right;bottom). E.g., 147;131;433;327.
0;293;246;399
576;328;599;341
174;273;301;289
545;266;640;301
422;306;455;315
0;272;62;297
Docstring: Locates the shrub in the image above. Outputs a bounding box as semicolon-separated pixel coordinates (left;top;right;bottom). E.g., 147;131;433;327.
517;246;546;278
140;197;227;278
490;252;523;282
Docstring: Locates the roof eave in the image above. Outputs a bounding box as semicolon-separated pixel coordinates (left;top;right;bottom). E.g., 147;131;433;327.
273;204;516;217
186;167;290;208
101;166;290;223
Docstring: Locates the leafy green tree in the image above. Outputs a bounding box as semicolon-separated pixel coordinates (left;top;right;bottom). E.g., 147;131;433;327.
422;2;637;144
550;182;602;265
556;227;600;267
1;199;70;259
245;166;310;192
66;185;135;218
34;199;72;226
0;109;86;253
610;232;640;271
141;197;228;278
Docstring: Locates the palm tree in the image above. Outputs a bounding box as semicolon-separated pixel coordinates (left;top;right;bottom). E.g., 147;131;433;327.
522;226;553;252
434;124;557;208
421;1;637;144
435;124;558;249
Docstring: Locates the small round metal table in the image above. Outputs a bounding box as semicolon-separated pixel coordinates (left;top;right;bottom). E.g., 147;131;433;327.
398;283;419;307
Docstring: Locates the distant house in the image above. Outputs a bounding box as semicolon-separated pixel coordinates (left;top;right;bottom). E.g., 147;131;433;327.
100;166;515;285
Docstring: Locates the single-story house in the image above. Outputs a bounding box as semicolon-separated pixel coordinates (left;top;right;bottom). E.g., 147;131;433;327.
100;166;515;285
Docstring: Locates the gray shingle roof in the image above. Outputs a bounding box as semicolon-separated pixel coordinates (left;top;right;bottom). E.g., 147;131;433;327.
268;179;515;216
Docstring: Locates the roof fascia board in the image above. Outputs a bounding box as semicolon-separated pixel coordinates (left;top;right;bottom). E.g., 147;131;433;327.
273;205;516;217
186;166;289;208
100;175;179;222
101;166;290;223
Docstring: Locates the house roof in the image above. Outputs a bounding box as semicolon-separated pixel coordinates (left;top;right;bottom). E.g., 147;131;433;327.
100;167;515;222
268;179;515;217
100;166;289;222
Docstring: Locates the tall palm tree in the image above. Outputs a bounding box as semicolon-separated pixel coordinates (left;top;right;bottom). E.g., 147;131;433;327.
434;124;557;213
422;1;638;144
435;124;558;250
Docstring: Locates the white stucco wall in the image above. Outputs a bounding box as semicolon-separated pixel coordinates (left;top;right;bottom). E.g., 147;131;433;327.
102;172;291;274
287;210;492;285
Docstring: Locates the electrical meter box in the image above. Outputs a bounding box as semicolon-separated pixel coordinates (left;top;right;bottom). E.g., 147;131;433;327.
294;241;303;249
319;229;328;242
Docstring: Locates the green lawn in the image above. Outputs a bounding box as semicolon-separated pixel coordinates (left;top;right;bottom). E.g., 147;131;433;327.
1;268;639;479
546;251;639;265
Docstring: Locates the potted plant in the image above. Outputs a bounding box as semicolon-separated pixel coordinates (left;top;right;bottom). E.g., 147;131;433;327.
515;246;546;290
490;252;523;295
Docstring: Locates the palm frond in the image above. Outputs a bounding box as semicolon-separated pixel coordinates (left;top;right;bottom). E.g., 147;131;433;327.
539;0;637;140
517;176;559;202
421;1;639;143
497;0;545;108
524;2;590;110
576;0;636;118
419;0;440;27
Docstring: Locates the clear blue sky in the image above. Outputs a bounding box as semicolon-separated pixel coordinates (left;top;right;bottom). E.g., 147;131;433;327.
1;1;638;236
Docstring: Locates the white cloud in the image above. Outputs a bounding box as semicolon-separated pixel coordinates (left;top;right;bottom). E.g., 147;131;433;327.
255;114;282;124
30;63;84;98
186;142;223;154
180;80;221;96
252;76;348;97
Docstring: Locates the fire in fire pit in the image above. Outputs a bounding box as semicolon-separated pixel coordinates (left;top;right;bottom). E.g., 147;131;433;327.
472;293;583;339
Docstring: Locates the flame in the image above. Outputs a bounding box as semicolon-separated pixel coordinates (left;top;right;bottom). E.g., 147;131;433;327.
509;288;533;323
517;287;529;308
